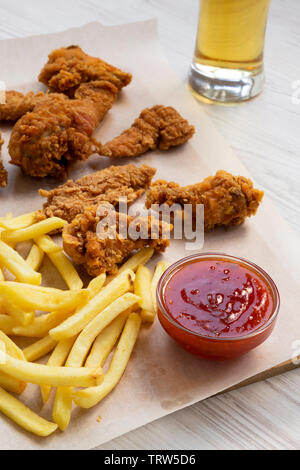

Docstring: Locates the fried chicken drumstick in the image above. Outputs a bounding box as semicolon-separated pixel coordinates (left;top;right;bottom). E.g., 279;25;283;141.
8;81;119;179
99;105;195;158
145;170;264;231
63;206;172;276
39;163;156;223
0;132;8;187
39;45;132;97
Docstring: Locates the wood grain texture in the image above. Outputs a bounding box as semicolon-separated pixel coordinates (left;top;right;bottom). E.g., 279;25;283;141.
0;0;299;451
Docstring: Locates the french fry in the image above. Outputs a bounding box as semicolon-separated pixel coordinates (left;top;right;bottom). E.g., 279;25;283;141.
0;386;58;437
0;373;26;395
0;282;89;312
12;309;74;338
73;313;141;408
0;267;4;281
34;234;62;254
88;273;106;298
1;217;67;244
41;337;76;404
67;293;140;368
106;247;154;284
0;240;42;285
134;265;155;323
85;312;129;368
52;386;73;431
26;244;44;271
4;301;35;327
0;355;103;387
50;269;135;340
23;336;58;362
0;212;37;230
0;331;26;361
47;251;83;291
151;261;171;314
0;314;16;335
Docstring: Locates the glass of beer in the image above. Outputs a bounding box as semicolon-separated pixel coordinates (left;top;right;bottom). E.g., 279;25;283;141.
188;0;271;103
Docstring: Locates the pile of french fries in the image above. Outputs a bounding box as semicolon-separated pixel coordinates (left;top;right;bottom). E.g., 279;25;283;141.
0;211;170;437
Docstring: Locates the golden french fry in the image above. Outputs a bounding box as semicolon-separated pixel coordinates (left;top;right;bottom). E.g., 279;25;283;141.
0;282;89;312
151;261;171;314
1;217;67;244
73;313;141;408
0;331;25;361
0;212;37;230
50;269;135;341
41;337;77;404
4;301;35;327
0;314;16;335
0;355;103;387
34;234;62;254
0;373;26;395
106;248;154;284
85;312;129;368
26;244;44;271
12;309;74;338
0;240;41;285
134;265;154;323
23;336;58;362
47;251;83;291
52;386;73;431
88;273;106;298
67;293;140;368
0;386;58;437
0;267;4;282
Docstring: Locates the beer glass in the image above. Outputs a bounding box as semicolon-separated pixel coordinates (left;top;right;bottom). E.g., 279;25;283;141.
189;0;271;103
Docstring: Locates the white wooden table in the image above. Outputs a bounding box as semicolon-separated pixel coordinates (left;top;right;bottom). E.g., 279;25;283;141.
0;0;299;450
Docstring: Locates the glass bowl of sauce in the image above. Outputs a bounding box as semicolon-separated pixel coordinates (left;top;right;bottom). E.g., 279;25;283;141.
157;253;280;360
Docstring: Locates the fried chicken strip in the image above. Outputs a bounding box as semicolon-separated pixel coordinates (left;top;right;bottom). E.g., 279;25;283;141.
9;81;118;179
145;170;264;231
0;90;45;122
99;105;195;158
63;206;172;277
0;132;8;187
39;45;132;97
39;164;156;223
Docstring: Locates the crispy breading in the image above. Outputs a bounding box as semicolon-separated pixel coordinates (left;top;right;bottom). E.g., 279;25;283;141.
0;132;8;187
0;90;45;122
39;164;156;223
39;45;132;96
145;170;264;231
8;81;118;179
99;105;195;158
63;206;172;277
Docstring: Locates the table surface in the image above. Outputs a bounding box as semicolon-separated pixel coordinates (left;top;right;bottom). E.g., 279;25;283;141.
0;0;299;451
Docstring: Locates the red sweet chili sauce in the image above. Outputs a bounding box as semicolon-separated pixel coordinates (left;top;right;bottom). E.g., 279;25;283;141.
163;258;274;338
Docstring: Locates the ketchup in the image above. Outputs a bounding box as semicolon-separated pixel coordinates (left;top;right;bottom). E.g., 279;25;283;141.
163;259;274;338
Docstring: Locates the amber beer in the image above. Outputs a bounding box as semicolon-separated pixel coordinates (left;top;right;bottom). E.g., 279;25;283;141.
189;0;271;103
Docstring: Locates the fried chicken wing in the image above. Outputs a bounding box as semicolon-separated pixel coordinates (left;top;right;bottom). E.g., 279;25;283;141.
0;90;45;122
39;163;156;223
99;105;195;158
0;133;8;187
8;81;118;179
39;45;132;96
145;170;264;231
63;206;172;277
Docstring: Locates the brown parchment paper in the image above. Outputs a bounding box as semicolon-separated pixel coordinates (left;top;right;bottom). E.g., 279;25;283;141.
0;20;300;450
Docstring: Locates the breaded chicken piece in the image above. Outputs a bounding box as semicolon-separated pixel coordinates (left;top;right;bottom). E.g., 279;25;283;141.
39;164;156;223
63;206;172;277
145;170;264;231
0;90;45;122
9;81;118;179
39;45;132;97
0;133;8;187
99;105;195;158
